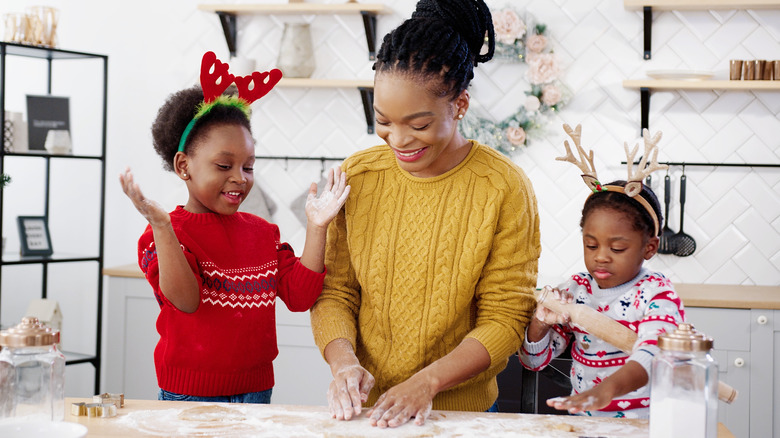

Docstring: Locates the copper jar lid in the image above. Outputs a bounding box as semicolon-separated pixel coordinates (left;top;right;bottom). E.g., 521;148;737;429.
657;323;713;352
0;316;60;348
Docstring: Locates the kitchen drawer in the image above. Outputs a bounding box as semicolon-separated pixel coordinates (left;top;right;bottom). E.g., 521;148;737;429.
685;307;751;352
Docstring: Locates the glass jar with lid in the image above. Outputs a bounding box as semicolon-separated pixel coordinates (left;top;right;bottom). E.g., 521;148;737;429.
649;323;718;438
0;316;65;421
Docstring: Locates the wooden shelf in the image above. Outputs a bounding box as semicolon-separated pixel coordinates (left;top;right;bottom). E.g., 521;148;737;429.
624;79;780;132
623;79;780;90
276;78;375;134
197;3;384;134
198;2;388;60
625;0;780;10
198;3;389;14
278;78;373;88
625;0;780;59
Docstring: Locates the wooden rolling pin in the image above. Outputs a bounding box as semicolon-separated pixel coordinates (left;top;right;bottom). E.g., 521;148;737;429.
535;287;738;404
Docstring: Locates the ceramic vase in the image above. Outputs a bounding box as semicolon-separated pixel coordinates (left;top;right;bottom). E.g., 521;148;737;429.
277;23;315;78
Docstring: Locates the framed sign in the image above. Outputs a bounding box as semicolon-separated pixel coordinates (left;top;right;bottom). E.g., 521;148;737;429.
26;95;70;151
17;216;53;256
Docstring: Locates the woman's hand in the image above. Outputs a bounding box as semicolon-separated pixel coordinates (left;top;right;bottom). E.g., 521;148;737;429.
328;362;375;421
119;167;170;227
324;339;374;421
305;166;350;229
368;374;434;428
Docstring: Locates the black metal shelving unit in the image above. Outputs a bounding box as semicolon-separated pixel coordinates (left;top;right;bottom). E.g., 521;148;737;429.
0;42;107;394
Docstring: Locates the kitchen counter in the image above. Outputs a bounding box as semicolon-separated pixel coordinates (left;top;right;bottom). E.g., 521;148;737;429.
675;283;780;309
103;264;144;278
102;265;780;310
62;397;734;437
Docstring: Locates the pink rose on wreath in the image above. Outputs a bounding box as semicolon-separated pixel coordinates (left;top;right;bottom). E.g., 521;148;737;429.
493;9;526;45
524;95;541;112
541;84;562;106
526;53;560;85
526;34;547;53
506;126;527;146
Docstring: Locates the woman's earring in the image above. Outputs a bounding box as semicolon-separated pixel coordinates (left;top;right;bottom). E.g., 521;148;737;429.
183;173;188;178
457;113;464;119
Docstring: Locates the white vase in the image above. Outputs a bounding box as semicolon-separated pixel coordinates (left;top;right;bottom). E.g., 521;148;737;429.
277;23;315;78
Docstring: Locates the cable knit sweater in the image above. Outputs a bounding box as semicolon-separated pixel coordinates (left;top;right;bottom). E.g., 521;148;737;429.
519;268;685;418
310;141;541;412
138;206;325;397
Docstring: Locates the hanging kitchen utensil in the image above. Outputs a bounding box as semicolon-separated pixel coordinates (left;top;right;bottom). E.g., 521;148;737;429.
658;172;676;254
671;169;696;257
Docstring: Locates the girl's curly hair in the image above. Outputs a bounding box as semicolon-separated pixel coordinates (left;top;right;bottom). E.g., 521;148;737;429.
150;86;252;171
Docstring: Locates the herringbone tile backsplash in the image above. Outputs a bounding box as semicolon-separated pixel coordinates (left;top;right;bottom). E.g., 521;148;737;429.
220;0;779;287
4;0;776;288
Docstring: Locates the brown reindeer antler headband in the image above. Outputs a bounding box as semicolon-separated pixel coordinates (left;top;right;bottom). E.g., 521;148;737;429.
557;124;668;236
178;51;283;152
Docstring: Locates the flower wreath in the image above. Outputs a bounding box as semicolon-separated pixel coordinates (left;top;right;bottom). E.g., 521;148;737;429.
458;6;567;155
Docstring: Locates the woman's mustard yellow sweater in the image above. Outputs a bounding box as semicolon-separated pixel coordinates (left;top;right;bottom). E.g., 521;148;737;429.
311;141;540;412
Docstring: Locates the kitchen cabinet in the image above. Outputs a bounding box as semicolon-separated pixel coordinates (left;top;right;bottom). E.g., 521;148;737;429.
0;42;107;394
680;284;780;438
197;3;389;134
102;265;332;405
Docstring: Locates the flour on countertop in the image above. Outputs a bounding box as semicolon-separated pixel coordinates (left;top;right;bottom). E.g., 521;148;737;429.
114;403;648;437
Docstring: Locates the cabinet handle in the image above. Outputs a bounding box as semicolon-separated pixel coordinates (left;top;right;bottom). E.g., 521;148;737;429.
734;358;745;368
757;315;768;325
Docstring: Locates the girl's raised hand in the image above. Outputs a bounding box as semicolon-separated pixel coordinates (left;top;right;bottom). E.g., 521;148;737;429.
534;286;572;326
305;166;350;228
119;167;170;227
547;387;612;414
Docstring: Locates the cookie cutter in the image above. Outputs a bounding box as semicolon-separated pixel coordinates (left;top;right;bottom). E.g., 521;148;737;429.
93;392;125;408
71;402;87;416
71;401;117;417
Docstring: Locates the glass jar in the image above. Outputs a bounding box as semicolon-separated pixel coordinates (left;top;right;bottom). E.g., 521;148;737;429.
649;323;718;438
0;317;65;421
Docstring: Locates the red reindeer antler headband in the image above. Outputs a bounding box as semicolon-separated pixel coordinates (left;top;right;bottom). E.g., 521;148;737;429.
178;51;283;152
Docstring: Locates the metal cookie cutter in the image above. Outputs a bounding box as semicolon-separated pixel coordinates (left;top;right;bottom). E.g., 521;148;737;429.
93;392;125;408
85;402;117;418
71;402;87;416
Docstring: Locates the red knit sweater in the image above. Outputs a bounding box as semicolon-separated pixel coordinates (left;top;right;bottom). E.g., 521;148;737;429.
138;206;325;397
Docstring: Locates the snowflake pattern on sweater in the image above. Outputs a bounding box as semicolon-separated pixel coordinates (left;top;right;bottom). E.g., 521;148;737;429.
519;268;685;419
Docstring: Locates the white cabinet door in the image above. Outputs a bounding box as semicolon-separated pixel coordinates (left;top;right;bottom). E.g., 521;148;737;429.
104;275;332;405
103;276;160;400
274;304;332;406
685;307;751;438
749;309;778;438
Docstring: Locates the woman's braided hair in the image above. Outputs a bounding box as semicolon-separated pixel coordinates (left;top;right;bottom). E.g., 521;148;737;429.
374;0;495;99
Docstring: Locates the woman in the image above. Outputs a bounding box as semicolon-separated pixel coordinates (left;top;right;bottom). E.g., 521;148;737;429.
310;0;541;428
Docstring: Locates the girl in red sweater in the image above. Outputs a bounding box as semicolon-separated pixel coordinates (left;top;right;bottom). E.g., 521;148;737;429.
119;53;349;403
